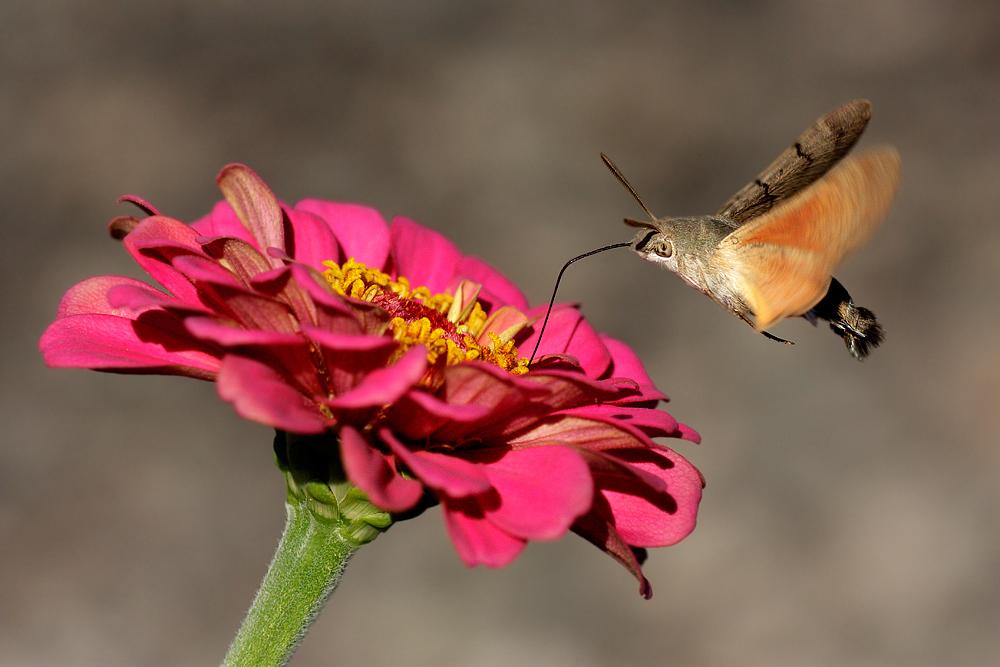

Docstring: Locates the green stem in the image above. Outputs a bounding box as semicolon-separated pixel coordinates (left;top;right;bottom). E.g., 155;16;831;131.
221;432;393;667
221;494;356;667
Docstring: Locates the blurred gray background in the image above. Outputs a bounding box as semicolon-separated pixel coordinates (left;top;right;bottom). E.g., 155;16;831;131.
4;1;999;665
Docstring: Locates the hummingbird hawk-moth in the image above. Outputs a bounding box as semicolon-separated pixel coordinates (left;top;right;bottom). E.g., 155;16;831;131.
529;100;900;363
606;99;900;360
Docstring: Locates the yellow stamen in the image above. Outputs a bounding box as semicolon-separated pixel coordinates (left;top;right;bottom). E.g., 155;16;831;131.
322;259;530;379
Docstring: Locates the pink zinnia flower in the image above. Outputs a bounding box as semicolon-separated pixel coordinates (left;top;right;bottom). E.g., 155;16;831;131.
40;165;702;597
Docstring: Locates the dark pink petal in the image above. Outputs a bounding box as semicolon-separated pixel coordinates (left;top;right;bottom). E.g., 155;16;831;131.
216;164;284;265
340;425;423;513
506;412;656;452
572;510;652;599
40;313;220;379
472;445;593;540
453;255;529;312
294;200;391;269
388;216;462;294
289;265;387;337
116;194;159;217
216;354;329;433
123;216;207;304
441;501;527;568
198;236;274;287
608;406;680;438
248;265;319;329
523;305;613;378
281;205;343;270
301;324;399;397
325;346;427;409
190;200;259;246
172;256;299;334
593;447;702;547
380;428;492;498
387;389;497;441
183;317;305;348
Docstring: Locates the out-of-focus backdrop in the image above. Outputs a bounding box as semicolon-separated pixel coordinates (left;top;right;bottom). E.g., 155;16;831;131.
4;2;999;665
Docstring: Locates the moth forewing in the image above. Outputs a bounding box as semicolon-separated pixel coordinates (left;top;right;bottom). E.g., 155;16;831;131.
718;147;901;330
716;100;874;224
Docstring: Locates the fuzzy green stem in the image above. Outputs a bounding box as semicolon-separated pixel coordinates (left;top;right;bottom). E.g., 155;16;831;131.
220;431;393;667
221;495;356;667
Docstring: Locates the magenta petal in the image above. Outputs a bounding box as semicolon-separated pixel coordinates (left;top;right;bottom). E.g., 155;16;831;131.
122;216;206;304
474;445;593;540
523;305;613;378
281;205;343;269
600;334;665;399
326;346;427;409
380;429;491;497
340;426;423;512
216;164;284;264
294;200;391;269
441;503;527;568
190;200;258;246
454;255;529;311
388;216;462;294
216;355;329;433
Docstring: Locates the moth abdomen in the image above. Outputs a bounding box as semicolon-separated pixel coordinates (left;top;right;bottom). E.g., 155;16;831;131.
806;277;884;361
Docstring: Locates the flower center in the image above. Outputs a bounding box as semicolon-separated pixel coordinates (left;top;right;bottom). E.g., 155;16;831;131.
323;259;529;377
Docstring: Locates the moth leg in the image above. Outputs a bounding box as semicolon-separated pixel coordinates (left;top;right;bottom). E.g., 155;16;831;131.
736;312;794;345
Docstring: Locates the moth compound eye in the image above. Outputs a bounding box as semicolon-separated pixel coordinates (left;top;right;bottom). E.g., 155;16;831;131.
654;239;673;258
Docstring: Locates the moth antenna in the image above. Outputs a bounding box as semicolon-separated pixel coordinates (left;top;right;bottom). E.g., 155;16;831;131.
601;153;657;221
528;242;632;364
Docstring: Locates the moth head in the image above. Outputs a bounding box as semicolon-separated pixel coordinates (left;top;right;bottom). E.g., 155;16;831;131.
626;217;678;268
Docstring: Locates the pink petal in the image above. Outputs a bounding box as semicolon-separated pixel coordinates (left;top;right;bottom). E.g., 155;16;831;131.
380;428;492;498
56;276;166;318
40;313;220;379
592;448;703;547
388;216;461;294
216;164;284;265
441;501;527;568
454;255;529;311
281;204;343;270
293;200;391;269
216;355;329;433
339;425;423;513
472;445;593;540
